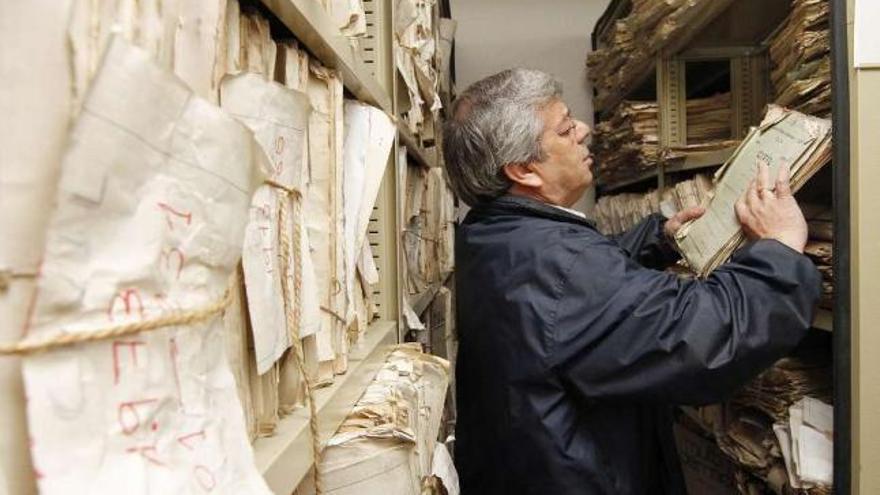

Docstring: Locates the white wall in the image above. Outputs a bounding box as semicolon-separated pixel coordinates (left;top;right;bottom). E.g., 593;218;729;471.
449;0;611;211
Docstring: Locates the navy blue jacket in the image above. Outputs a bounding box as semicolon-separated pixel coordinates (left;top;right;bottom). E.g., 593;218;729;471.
454;195;821;494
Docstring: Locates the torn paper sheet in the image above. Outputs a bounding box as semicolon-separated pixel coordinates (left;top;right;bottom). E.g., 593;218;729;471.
221;72;315;374
21;38;270;494
342;100;395;324
431;442;460;495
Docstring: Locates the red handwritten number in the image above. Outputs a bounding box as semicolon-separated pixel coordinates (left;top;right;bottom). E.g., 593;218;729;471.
160;248;186;280
125;443;166;466
112;340;146;385
157;202;192;230
117;399;159;435
108;289;145;322
193;465;216;491
177;430;206;451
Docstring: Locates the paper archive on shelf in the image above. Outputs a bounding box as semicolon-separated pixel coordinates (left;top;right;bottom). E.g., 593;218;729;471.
395;0;442;136
768;0;831;117
20;38;270;494
674;105;832;277
294;344;452;495
341;100;396;337
773;397;833;491
220;72;321;375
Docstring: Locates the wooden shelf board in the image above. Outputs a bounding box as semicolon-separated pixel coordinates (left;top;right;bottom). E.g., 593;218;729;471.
397;121;437;169
254;320;398;493
260;0;392;113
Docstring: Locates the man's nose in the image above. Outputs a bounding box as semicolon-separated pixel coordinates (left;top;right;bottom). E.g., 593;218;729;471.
576;121;591;144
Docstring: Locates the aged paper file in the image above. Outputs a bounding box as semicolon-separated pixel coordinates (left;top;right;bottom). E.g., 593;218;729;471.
221;73;320;374
21;38;270;494
675;106;831;276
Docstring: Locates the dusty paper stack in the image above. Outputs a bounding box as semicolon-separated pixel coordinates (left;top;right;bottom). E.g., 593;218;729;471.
401;163;456;298
674;105;832;277
295;344;455;495
665;93;741;162
733;351;832;422
394;0;444;138
805;240;833;309
587;0;733;109
774;398;834;493
593;100;662;185
592;174;713;237
768;0;831;117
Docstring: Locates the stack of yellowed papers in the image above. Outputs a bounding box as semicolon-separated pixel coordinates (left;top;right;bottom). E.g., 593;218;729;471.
674;105;832;277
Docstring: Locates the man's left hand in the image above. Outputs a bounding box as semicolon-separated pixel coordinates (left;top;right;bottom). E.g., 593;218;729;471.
664;206;706;240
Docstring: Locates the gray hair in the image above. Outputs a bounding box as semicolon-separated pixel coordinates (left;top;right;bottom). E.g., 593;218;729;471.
442;68;562;206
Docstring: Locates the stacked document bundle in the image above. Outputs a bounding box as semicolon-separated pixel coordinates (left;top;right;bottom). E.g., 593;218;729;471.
402;163;456;298
587;0;734;110
773;398;834;493
395;0;446;139
594;94;738;187
733;351;832;422
299;344;455;495
805;241;833;309
593;174;713;237
768;0;831;117
593;100;661;185
674;105;832;277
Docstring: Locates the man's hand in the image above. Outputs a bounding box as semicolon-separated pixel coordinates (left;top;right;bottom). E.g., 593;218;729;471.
664;206;706;239
735;162;808;253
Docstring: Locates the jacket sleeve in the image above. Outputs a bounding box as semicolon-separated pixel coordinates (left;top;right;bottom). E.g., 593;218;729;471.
549;238;822;406
613;213;679;269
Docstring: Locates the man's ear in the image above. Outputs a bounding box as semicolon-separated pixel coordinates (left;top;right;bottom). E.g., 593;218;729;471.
502;162;543;188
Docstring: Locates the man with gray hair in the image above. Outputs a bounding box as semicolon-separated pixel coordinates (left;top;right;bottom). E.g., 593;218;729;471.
447;69;820;494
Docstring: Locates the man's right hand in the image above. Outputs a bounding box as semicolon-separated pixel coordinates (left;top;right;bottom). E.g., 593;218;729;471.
734;162;808;253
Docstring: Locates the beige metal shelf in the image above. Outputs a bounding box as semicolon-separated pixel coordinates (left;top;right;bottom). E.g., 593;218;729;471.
254;320;398;493
260;0;393;113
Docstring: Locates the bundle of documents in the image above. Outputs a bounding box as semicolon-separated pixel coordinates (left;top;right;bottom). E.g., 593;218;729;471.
593;100;661;184
593;174;713;237
594;93;737;186
805;241;834;308
402;163;456;297
733;350;832;422
773;398;833;492
686;92;734;143
768;0;831;117
296;344;453;495
395;0;443;137
587;0;734;109
674;105;832;277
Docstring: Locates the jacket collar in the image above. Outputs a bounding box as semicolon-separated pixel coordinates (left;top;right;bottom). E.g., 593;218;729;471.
469;194;598;229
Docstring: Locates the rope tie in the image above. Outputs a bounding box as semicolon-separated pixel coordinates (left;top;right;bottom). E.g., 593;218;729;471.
0;282;234;356
269;181;324;494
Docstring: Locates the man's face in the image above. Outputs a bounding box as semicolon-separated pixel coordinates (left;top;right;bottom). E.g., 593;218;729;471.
531;99;593;206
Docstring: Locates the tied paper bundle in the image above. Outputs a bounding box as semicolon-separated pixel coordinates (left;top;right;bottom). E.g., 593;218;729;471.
674;105;832;277
773;398;833;493
20;38;270;494
768;0;831;117
587;0;735;109
297;344;454;495
593;100;661;184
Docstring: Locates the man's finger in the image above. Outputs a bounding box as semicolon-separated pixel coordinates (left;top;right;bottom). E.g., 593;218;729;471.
757;162;770;194
677;206;705;223
746;179;759;207
776;162;793;197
